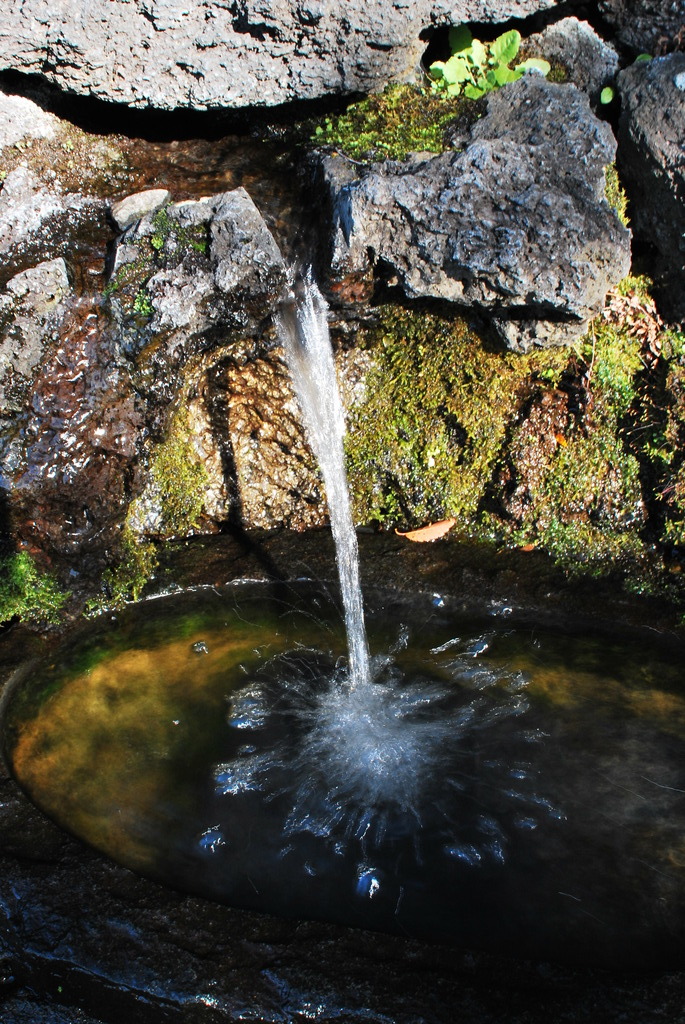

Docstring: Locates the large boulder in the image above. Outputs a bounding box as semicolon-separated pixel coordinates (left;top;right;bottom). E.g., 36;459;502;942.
618;52;685;321
319;77;630;351
0;0;567;110
0;186;293;571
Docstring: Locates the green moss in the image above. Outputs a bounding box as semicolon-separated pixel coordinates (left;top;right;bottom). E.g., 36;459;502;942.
150;206;172;250
584;318;643;416
345;302;661;589
0;552;70;626
312;84;473;161
546;61;569;84
605;163;630;227
616;274;653;301
88;414;209;614
133;288;154;317
149;412;209;538
499;317;645;574
345;306;568;529
97;528;159;611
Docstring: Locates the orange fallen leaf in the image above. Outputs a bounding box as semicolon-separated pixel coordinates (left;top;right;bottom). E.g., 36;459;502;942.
520;543;537;552
554;433;568;447
395;517;456;543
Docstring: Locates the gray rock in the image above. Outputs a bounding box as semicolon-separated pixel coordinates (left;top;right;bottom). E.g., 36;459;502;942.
0;258;71;414
0;0;566;110
0;163;107;281
111;187;286;341
599;0;685;53
618;52;685;320
523;18;620;105
0;89;59;151
321;77;630;351
110;188;171;231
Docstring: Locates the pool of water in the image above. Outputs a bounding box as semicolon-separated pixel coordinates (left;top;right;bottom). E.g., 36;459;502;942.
3;581;684;970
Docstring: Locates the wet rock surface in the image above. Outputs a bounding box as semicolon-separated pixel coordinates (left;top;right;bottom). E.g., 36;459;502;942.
0;0;564;111
0;164;108;285
318;77;631;351
1;298;146;570
618;52;685;320
1;534;685;1024
111;188;286;344
0;258;71;415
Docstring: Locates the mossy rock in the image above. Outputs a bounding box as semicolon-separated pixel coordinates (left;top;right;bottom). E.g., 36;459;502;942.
345;306;568;529
345;292;673;592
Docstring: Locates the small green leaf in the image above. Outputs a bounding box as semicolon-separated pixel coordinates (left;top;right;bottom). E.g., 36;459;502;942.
464;82;487;99
442;53;472;84
515;57;551;77
635;53;652;63
446;82;463;96
449;25;472;53
600;85;615;104
470;38;487;71
491;29;521;67
493;65;519;86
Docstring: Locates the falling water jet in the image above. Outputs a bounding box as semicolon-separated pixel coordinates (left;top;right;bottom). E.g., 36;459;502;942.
275;270;371;692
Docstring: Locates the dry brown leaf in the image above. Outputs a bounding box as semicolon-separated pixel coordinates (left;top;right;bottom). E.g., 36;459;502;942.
395;518;456;542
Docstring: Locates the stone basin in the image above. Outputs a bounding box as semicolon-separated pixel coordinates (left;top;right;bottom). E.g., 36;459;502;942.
0;531;684;1023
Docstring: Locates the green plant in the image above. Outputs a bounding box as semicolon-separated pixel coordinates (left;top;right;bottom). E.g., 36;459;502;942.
133;288;154;317
429;26;550;99
0;552;70;626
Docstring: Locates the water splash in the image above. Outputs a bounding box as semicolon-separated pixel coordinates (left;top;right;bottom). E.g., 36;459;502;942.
275;271;371;691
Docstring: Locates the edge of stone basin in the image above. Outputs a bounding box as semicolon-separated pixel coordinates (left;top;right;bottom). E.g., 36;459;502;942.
145;529;685;645
1;531;685;1024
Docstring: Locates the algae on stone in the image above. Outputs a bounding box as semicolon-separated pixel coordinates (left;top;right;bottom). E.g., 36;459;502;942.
345;306;568;530
345;293;664;588
0;551;69;626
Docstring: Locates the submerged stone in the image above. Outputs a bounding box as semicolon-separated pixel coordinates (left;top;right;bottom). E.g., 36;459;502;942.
110;188;171;231
0;164;108;282
0;258;71;414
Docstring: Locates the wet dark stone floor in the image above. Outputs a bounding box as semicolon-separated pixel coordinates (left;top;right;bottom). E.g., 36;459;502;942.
1;533;684;1022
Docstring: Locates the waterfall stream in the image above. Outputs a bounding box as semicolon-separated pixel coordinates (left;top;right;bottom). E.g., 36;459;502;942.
276;271;371;692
